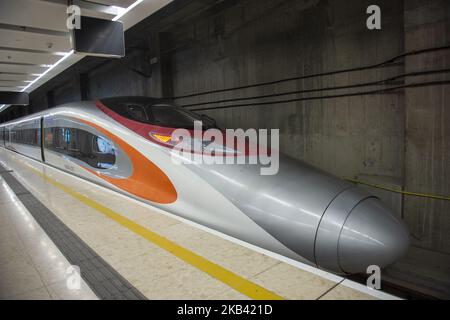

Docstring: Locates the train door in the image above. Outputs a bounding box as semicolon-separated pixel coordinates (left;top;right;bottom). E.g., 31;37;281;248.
6;126;10;148
40;117;45;162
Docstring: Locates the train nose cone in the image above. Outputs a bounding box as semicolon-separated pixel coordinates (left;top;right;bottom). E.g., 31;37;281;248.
315;188;410;274
338;198;410;274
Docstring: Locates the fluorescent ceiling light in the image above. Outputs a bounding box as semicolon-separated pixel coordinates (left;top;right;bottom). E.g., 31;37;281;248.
53;51;70;56
112;0;144;21
21;50;74;92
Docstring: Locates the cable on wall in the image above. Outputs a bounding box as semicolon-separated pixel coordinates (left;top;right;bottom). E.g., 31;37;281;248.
186;80;450;112
170;44;450;100
179;68;450;108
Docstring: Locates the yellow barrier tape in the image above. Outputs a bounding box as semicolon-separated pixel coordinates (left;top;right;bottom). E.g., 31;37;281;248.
344;177;450;201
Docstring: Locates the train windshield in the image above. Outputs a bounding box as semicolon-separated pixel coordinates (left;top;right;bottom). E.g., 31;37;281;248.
100;97;217;129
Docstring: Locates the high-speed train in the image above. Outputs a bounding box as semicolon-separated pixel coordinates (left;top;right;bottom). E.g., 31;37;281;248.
0;96;410;274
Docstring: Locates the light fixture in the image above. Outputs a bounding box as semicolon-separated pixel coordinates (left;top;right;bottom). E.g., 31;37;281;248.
112;0;144;21
53;51;70;56
21;50;74;92
19;0;144;94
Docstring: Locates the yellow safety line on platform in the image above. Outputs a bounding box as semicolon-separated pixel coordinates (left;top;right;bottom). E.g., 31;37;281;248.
24;164;283;300
344;177;450;201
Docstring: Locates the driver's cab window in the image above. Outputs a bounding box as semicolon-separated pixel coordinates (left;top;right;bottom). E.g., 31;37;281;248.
126;104;149;123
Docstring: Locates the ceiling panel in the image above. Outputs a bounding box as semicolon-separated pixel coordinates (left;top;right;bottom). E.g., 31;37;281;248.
86;0;136;9
0;0;175;96
0;74;38;81
0;63;48;75
77;1;120;19
34;0;121;20
0;86;24;91
0;80;31;87
0;0;68;32
0;50;61;65
0;0;121;34
0;29;70;53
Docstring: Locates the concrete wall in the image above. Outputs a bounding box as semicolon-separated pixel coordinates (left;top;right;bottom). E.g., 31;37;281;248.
170;0;407;214
54;77;81;106
88;56;151;99
403;0;450;254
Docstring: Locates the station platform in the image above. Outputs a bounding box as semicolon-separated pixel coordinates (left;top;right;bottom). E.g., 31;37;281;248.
0;147;398;300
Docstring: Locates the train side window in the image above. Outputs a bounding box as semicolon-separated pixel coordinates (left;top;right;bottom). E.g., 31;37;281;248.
92;136;115;155
43;125;116;170
65;128;71;144
91;136;115;169
37;127;41;146
6;125;39;146
67;128;80;152
55;127;66;150
45;128;54;148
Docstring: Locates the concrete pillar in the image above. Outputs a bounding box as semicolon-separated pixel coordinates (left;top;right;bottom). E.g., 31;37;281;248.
403;0;450;254
46;90;55;108
147;32;173;98
80;73;90;100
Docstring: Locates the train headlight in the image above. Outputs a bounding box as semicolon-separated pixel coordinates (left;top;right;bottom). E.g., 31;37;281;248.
151;133;172;143
149;132;240;155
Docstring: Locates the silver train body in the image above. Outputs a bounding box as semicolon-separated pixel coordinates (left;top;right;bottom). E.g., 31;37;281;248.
0;97;410;274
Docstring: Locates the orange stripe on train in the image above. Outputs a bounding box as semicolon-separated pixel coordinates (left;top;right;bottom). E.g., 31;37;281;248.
78;118;177;204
